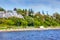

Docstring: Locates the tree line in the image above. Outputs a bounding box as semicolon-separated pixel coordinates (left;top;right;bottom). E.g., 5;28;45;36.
0;7;60;28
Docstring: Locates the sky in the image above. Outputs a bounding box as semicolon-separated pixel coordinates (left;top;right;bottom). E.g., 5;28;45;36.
0;0;60;15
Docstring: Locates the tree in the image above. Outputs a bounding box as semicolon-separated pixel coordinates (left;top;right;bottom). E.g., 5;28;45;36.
23;9;27;16
28;9;34;17
16;9;23;14
0;7;5;11
33;18;41;28
53;12;60;24
14;8;17;11
42;10;45;15
25;16;34;26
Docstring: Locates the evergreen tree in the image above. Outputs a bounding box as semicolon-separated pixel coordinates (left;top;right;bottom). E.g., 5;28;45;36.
0;7;5;11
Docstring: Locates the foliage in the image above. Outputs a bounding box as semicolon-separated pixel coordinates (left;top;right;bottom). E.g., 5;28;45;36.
0;7;5;11
0;7;60;28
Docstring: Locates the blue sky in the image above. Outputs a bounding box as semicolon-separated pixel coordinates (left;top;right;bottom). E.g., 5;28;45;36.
0;0;60;15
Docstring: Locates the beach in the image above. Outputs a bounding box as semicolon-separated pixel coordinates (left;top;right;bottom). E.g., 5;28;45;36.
0;27;60;32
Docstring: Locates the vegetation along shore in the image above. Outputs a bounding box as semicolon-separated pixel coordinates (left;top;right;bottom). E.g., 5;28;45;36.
0;7;60;30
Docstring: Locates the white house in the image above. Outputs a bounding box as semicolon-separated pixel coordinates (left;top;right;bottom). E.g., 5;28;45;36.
0;11;24;18
0;11;5;18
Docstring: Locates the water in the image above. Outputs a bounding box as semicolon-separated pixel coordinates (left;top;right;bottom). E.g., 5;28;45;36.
0;29;60;40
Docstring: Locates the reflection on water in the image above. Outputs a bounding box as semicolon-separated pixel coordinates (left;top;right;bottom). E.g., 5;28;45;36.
0;29;60;40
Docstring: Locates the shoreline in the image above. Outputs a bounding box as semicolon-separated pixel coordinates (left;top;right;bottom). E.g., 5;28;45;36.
0;28;60;32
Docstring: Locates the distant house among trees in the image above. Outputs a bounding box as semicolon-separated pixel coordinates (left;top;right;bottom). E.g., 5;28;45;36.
0;11;24;18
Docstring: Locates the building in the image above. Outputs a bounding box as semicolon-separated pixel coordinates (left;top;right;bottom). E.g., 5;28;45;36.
0;11;5;18
0;11;23;18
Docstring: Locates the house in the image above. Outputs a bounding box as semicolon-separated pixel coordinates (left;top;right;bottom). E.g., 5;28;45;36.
0;11;24;18
0;11;5;18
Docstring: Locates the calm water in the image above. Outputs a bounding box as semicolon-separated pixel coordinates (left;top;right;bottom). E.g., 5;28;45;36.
0;29;60;40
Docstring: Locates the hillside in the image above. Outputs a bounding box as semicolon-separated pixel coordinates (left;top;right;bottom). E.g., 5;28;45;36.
0;7;60;29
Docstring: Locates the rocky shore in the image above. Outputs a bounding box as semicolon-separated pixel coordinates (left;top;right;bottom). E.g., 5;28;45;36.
0;27;60;32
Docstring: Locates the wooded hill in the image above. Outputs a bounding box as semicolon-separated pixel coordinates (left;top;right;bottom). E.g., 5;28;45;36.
0;7;60;28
